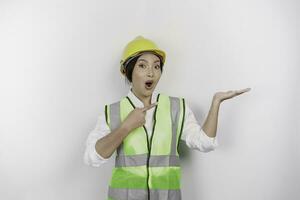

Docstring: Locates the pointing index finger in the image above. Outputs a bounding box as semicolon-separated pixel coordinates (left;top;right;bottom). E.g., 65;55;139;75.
142;102;158;112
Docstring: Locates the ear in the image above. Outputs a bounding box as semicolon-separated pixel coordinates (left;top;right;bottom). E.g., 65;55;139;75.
120;66;126;75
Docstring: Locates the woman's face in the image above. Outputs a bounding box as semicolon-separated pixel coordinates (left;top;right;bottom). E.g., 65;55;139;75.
131;52;162;100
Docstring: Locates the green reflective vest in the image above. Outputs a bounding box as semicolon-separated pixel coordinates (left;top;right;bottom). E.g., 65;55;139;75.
104;93;186;200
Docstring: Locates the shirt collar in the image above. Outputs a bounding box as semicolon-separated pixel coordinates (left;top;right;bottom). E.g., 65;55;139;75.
127;87;159;108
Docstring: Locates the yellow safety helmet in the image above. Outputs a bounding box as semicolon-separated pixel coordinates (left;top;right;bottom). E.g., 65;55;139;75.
120;35;166;76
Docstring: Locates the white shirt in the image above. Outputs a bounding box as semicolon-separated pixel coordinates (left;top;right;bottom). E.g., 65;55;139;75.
83;88;219;167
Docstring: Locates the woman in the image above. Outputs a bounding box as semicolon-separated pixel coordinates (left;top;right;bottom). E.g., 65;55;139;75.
84;35;251;200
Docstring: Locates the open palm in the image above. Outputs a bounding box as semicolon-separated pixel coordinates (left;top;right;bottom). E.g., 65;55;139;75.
213;88;251;103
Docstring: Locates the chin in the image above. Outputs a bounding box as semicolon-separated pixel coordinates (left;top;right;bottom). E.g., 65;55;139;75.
143;90;153;95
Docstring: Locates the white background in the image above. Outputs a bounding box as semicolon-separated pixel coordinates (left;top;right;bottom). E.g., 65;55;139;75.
0;0;299;199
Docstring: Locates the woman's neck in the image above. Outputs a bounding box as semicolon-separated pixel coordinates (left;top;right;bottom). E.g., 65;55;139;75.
131;88;152;107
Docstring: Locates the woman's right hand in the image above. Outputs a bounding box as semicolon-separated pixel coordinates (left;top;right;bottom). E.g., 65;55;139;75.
121;102;158;132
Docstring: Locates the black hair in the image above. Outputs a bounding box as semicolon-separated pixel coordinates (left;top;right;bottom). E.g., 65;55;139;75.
124;53;164;84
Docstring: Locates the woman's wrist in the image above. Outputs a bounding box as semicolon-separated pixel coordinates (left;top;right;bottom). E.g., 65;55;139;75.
212;95;222;105
120;123;132;136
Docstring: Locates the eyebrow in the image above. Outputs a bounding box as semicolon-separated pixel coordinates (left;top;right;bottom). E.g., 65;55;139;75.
137;58;160;63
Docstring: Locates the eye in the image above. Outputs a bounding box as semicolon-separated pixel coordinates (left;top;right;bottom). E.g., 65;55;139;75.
155;65;160;69
139;64;145;68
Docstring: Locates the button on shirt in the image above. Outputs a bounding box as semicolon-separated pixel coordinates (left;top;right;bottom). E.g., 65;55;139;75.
83;88;219;167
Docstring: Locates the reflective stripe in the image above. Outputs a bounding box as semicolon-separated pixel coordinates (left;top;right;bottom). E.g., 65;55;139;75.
115;154;180;167
149;155;180;167
150;189;182;200
115;154;147;167
108;187;148;200
108;187;181;200
169;97;181;155
109;101;125;156
109;101;120;131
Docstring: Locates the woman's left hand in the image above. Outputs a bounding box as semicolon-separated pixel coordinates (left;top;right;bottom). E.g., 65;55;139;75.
213;87;251;104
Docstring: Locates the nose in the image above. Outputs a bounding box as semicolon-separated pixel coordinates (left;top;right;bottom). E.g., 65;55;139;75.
147;67;154;77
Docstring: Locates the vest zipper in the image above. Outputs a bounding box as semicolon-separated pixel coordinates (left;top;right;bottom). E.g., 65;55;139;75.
146;94;160;200
143;126;151;200
126;94;160;200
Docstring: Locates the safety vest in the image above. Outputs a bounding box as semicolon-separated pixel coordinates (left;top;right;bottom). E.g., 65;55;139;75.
104;93;186;200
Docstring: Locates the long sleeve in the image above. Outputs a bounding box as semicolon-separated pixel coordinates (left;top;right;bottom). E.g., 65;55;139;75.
181;101;219;152
83;112;114;167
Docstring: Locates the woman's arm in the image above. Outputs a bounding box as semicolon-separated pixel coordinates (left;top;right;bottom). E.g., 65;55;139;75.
95;124;131;159
95;102;157;159
202;88;251;138
201;98;220;138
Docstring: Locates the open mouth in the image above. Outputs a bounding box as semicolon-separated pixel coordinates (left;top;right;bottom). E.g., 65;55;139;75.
145;80;154;89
